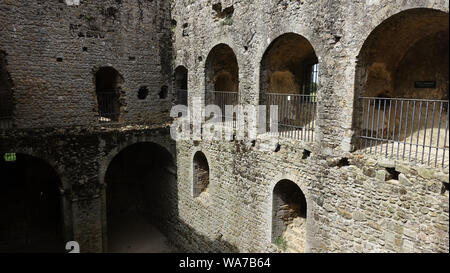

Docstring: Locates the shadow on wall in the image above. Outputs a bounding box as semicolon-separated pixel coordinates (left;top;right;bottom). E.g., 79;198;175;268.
103;141;239;253
170;219;240;253
0;153;66;253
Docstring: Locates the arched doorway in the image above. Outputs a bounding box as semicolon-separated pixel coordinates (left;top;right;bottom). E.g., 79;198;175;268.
260;33;318;140
193;151;210;198
355;9;449;167
0;153;65;253
95;67;124;123
105;142;176;253
272;179;307;253
205;44;239;121
174;66;188;105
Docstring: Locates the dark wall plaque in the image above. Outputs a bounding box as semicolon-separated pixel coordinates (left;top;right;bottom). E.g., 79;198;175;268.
415;81;437;89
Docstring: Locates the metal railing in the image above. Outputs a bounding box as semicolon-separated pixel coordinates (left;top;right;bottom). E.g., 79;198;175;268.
266;93;317;141
97;92;120;123
360;97;449;168
177;89;188;106
0;93;13;129
206;90;239;123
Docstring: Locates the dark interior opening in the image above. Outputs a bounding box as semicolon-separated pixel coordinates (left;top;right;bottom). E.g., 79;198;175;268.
174;66;188;105
137;86;149;100
105;143;176;253
193;151;210;198
259;33;319;136
338;158;350;168
302;149;312;159
95;67;123;122
0;153;64;253
442;183;449;195
159;86;169;99
205;44;239;93
386;167;400;181
205;44;239;118
272;180;307;252
260;33;318;100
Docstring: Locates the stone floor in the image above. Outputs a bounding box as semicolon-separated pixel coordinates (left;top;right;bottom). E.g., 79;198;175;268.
108;216;174;253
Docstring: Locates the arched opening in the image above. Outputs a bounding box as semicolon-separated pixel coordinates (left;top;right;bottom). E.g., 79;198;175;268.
0;153;65;253
355;9;449;167
193;151;210;198
205;44;239;121
174;66;188;105
105;142;176;253
0;51;13;129
272;180;307;253
95;67;123;123
260;33;318;140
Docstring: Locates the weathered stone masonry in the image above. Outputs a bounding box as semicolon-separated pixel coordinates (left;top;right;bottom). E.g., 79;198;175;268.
0;0;173;128
0;0;449;253
0;0;176;253
171;0;449;253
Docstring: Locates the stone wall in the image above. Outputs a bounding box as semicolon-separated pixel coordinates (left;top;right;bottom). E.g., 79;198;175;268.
0;0;173;129
171;0;449;253
173;136;448;253
0;125;176;253
0;0;448;253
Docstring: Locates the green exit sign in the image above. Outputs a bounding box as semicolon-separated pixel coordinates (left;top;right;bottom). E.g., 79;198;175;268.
4;153;16;162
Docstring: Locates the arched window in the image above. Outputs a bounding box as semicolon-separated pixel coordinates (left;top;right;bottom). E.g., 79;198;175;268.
272;180;307;253
95;67;123;123
205;44;239;121
174;66;188;105
0;51;13;129
355;9;449;167
193;151;210;198
260;33;318;140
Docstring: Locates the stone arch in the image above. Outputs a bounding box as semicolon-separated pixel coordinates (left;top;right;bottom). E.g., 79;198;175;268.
354;4;449;56
205;43;239;116
355;8;448;99
352;8;449;152
192;151;210;198
259;33;319;138
267;173;312;252
0;152;71;252
253;27;322;102
205;43;239;93
271;179;308;253
99;137;175;187
101;141;176;253
94;66;124;123
260;33;319;99
174;65;188;105
0;147;71;193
